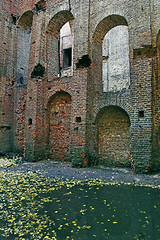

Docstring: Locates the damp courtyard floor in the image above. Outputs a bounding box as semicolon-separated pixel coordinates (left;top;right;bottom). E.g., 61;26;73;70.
0;159;160;240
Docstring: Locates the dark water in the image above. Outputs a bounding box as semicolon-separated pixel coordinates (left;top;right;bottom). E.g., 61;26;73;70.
41;183;160;240
0;174;160;240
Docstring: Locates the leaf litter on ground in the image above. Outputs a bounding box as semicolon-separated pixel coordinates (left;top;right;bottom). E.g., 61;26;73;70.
0;167;160;239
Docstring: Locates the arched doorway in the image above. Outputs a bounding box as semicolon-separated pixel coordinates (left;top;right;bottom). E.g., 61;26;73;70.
96;106;131;166
47;91;72;160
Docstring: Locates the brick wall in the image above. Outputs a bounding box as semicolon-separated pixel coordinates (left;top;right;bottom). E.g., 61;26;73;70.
96;106;130;166
0;0;160;171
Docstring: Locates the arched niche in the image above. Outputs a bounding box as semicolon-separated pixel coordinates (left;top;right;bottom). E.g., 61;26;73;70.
47;91;72;160
18;11;33;30
16;11;33;86
92;15;129;93
95;105;131;166
46;11;74;78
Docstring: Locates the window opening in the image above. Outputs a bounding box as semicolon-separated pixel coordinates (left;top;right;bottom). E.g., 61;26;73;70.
63;48;72;68
59;22;73;76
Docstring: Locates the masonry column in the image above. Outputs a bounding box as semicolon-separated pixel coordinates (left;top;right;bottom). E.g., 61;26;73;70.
69;0;90;159
131;54;153;172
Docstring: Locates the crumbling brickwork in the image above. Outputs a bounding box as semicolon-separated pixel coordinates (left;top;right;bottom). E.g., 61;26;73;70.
0;0;160;172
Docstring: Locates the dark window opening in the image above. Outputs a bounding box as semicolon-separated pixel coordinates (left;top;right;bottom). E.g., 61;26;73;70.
63;48;72;68
138;111;144;118
28;118;32;125
76;117;81;123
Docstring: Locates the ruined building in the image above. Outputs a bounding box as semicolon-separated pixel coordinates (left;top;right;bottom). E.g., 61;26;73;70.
0;0;160;171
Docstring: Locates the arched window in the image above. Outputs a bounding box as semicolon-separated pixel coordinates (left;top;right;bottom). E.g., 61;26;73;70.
59;22;73;76
16;11;33;86
92;15;130;93
47;11;74;79
102;26;130;92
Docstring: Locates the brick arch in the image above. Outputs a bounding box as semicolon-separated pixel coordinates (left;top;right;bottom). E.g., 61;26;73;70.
95;105;131;166
46;91;72;160
47;91;72;108
18;11;33;30
94;103;131;123
93;15;128;43
47;10;74;35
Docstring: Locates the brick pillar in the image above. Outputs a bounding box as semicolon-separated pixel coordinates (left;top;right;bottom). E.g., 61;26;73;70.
70;69;88;155
131;58;153;171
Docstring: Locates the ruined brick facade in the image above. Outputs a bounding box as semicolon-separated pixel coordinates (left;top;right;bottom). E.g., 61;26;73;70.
0;0;160;171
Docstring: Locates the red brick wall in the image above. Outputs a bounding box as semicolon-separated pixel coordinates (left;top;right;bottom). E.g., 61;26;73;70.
48;91;71;160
